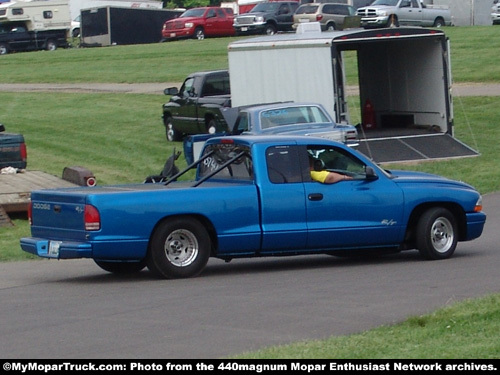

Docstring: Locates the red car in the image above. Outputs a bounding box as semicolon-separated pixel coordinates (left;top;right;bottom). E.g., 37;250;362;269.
161;7;235;41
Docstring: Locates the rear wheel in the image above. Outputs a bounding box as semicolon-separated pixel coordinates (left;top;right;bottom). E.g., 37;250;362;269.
147;217;211;279
433;17;445;27
46;40;57;51
326;22;336;31
416;207;458;260
206;118;217;134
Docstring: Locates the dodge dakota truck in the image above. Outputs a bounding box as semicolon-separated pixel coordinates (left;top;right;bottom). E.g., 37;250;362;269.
356;0;452;28
0;124;26;169
163;70;231;142
21;136;486;279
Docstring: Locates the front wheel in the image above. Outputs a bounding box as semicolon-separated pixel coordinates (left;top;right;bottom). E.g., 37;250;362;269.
265;23;277;35
164;116;181;142
147;217;211;279
0;43;9;55
416;207;458;260
194;27;205;40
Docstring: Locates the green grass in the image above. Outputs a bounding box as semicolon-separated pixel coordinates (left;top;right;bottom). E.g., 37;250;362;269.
234;293;500;359
0;26;499;359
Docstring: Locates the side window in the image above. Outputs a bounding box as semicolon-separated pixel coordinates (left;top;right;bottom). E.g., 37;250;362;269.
266;146;303;184
43;11;53;19
202;74;230;96
307;145;366;177
216;9;225;17
179;77;195;98
12;8;24;15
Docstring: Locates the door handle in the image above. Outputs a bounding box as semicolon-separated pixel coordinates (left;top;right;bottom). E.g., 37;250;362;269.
308;193;323;201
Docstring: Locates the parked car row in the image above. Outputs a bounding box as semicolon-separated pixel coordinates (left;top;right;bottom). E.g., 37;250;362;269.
161;2;361;41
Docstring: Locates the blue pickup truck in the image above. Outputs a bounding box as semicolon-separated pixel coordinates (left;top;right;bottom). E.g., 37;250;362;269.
21;136;486;279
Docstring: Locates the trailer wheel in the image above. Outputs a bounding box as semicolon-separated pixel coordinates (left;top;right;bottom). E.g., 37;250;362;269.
416;207;458;260
147;217;211;279
46;40;57;51
0;43;8;55
433;17;445;27
194;27;205;40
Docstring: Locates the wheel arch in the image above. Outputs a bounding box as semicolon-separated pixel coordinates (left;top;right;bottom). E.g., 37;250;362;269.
405;202;467;244
148;214;218;257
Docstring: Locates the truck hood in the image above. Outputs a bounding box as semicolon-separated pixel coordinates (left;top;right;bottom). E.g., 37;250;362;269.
390;170;475;190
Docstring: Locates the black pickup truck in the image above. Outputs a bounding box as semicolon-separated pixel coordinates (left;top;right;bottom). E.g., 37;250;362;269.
0;124;27;169
162;70;232;142
0;22;68;55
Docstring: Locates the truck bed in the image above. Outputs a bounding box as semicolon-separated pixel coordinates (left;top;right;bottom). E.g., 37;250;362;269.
0;170;76;213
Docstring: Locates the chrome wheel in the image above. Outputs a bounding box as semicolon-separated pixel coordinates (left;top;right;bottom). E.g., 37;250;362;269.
430;217;454;254
165;229;199;267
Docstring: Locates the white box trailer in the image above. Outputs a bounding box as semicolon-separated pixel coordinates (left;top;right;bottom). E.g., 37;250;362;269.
0;0;71;31
228;27;478;163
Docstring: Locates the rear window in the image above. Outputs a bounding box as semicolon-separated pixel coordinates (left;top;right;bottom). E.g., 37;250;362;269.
296;5;319;14
199;144;253;180
202;74;230;96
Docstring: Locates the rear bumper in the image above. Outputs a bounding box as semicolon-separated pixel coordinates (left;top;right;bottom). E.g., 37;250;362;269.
20;237;92;259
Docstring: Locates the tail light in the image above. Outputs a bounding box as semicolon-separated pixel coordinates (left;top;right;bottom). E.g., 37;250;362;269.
28;201;32;225
84;204;101;231
316;14;323;21
20;142;27;162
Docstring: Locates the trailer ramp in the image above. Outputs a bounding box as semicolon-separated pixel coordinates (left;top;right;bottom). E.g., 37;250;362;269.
357;133;479;164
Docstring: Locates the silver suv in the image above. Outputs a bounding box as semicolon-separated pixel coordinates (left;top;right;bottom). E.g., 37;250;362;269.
293;2;360;31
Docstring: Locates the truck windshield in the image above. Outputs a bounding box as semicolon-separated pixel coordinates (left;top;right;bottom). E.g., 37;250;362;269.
181;9;206;18
371;0;399;5
198;144;253;181
251;3;280;12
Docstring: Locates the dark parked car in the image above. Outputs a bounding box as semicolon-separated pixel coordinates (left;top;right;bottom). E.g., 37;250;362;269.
233;1;299;35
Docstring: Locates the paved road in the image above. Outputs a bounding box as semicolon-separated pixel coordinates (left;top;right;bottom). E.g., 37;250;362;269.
1;193;498;359
1;82;500;96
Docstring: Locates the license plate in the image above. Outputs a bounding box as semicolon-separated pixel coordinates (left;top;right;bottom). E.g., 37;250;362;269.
170;33;176;37
48;241;61;258
241;27;248;32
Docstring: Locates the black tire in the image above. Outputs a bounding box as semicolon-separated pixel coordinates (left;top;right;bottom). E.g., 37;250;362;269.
416;207;458;260
164;116;181;142
265;23;277;35
0;43;9;55
326;22;336;31
387;15;399;27
147;217;211;279
46;40;57;51
94;259;147;274
433;17;445;27
194;27;205;40
206;118;217;134
72;28;81;38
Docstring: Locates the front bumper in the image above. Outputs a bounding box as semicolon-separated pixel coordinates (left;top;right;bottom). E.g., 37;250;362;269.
161;28;194;40
360;16;389;27
234;23;267;34
465;212;487;241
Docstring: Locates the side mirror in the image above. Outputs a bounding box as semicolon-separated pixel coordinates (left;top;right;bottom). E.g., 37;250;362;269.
164;87;179;96
365;166;378;180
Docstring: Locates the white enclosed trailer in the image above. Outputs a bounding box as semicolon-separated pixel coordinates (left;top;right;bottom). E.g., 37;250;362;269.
228;27;478;163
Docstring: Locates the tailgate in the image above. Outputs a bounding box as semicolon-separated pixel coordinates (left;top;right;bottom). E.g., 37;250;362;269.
30;190;88;240
0;133;26;169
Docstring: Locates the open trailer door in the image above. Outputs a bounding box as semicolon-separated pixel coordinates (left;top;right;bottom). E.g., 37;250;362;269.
330;27;479;163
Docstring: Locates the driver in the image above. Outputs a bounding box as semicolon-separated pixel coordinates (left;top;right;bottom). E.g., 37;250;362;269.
309;156;352;184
